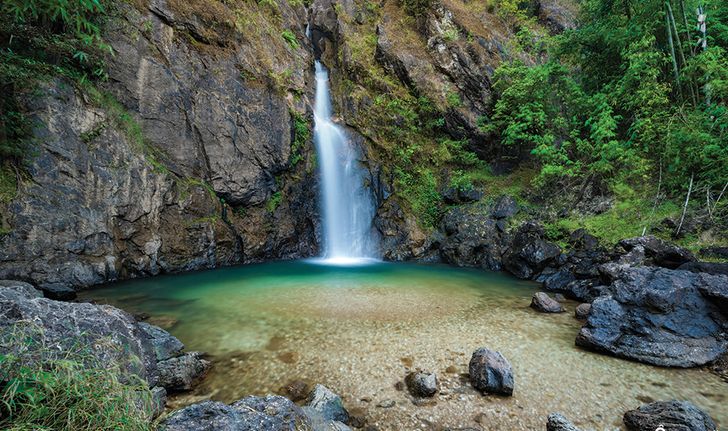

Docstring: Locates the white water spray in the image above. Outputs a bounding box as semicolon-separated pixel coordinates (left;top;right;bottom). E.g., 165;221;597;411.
313;61;378;263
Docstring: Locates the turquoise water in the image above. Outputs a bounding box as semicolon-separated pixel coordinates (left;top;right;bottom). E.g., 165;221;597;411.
81;261;727;430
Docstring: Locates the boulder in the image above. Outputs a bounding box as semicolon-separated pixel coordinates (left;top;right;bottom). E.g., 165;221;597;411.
439;203;505;271
547;413;581;431
0;283;158;386
574;303;591;320
490;195;519;219
530;292;565;313
468;348;514;396
502;222;561;279
677;261;728;277
542;269;576;293
623;400;717;431
576;267;728;367
304;384;350;424
138;322;185;361
699;246;728;260
157;352;211;391
161;396;313;431
618;236;695;269
568;229;599;251
404;371;439;397
36;283;77;301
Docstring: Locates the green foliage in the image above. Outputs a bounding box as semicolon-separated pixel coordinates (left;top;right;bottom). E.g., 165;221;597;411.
401;0;432;19
290;111;310;166
0;322;153;431
281;29;299;49
266;191;282;212
445;90;462;108
488;0;728;199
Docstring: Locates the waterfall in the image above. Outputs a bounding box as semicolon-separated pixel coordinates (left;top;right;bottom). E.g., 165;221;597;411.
313;61;378;262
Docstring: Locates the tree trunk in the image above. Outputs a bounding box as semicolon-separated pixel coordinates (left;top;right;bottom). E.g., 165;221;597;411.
675;172;694;237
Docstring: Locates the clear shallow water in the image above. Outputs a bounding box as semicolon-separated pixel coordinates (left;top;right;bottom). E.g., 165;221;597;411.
81;261;727;430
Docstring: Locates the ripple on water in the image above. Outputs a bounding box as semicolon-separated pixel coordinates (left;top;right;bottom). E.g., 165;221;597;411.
80;261;727;430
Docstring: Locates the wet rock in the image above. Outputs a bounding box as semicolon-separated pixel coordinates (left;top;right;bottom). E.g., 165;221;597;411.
161;396;313;431
623;400;717;431
138;322;185;361
468;348;514;396
502;222;561;279
36;283;77;301
678;261;728;277
574;303;591;320
563;279;608;303
490;195;519;219
530;292;565;313
304;384;350;424
618;236;696;269
576;267;728;367
547;413;581;431
554;293;566;302
157;352;211;391
404;371;439;397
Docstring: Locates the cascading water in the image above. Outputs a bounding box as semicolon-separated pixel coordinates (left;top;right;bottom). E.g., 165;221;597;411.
313;61;379;262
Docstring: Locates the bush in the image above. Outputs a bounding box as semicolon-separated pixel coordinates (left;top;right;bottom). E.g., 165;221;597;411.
0;322;153;431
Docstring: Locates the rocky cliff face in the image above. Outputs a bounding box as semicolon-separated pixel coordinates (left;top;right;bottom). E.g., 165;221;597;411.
0;0;320;288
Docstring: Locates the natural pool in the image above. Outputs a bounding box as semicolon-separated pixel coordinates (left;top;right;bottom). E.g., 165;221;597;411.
80;261;727;430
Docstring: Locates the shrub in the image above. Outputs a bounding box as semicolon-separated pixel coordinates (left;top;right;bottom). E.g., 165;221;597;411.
0;322;154;431
281;29;299;49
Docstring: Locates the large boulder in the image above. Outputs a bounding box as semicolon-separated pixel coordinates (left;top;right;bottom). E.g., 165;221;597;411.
502;222;561;279
161;396;313;431
576;267;728;367
468;348;514;396
623;400;717;431
0;282;158;386
618;236;696;269
439;203;507;271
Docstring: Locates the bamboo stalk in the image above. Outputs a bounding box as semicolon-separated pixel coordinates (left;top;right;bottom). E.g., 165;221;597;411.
665;3;682;100
675;172;694;237
667;1;697;104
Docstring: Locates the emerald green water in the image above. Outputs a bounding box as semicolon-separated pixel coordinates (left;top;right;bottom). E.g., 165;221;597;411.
81;261;727;430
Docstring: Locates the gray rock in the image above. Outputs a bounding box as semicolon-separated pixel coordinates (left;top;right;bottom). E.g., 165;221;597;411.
439;203;506;271
161;396;313;431
157;352;210;391
678;261;728;277
138;322;185;361
0;290;158;386
574;303;591;320
404;371;439;397
490;195;519;219
576;267;728;367
0;280;43;300
543;269;576;293
468;348;514;396
530;292;565;313
304;384;350;424
623;400;717;431
547;413;581;431
619;236;696;269
150;386;167;419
